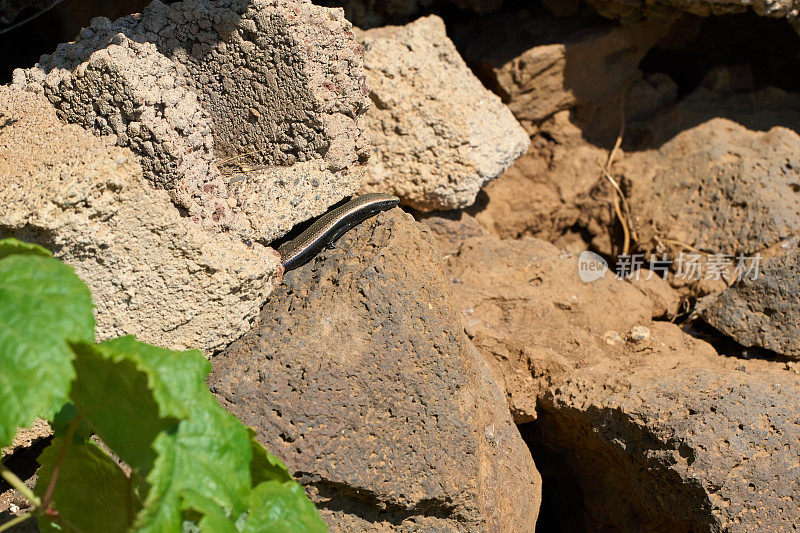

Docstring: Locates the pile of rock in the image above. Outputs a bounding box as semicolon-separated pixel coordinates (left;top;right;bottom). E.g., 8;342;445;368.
3;0;800;531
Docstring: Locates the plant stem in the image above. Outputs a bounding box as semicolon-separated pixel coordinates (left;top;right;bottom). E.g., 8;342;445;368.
0;512;33;533
0;464;40;507
40;418;79;512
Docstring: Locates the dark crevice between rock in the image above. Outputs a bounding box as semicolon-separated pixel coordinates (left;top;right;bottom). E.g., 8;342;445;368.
300;476;462;526
0;436;51;494
640;12;800;98
0;435;52;528
680;318;793;364
520;399;718;532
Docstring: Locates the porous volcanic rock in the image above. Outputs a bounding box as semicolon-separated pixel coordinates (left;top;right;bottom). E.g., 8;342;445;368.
617;118;800;258
586;0;800;28
425;216;800;529
209;210;541;532
443;235;653;422
700;246;800;357
455;8;671;126
358;15;529;212
415;210;491;255
13;0;369;241
0;87;280;353
534;350;800;531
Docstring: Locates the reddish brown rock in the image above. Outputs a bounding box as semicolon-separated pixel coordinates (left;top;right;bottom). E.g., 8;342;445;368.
443;235;652;422
209;210;541;532
533;337;800;531
617;118;800;260
456;8;671;127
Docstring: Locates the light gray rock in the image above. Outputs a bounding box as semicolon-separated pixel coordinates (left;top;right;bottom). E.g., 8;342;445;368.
701;247;800;357
13;0;370;242
358;15;529;212
0;86;280;354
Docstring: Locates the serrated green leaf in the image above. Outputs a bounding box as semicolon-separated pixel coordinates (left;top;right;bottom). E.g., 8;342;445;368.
90;337;252;532
70;342;180;476
0;238;51;260
247;429;292;486
139;397;252;531
0;255;94;448
180;490;239;533
245;430;327;532
243;480;328;533
34;437;137;533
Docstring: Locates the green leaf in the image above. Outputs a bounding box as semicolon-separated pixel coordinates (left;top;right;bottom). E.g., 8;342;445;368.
247;429;293;486
0;238;51;260
69;342;180;477
245;430;327;533
88;337;252;531
34;437;137;533
0;255;94;448
242;480;328;533
180;490;239;533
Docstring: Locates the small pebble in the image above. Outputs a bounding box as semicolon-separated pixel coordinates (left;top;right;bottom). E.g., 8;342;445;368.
628;325;651;343
602;330;623;346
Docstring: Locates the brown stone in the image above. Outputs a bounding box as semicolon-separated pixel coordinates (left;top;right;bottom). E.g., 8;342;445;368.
209;210;541;532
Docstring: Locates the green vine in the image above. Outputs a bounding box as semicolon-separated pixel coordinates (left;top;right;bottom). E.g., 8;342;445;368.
0;238;327;532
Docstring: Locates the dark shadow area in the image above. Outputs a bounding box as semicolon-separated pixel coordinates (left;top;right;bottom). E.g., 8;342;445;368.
0;436;51;494
680;318;793;363
641;12;800;97
519;421;588;533
0;435;51;531
520;402;719;532
0;0;152;83
616;11;800;150
307;477;459;526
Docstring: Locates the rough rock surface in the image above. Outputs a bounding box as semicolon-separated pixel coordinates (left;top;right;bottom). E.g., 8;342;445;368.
630;269;682;319
443;235;652;422
209;210;541;531
358;15;529;212
701;246;800;357
456;9;671;126
0;86;280;353
586;0;800;28
423;214;800;529
13;0;370;241
535;349;800;531
469;111;607;244
415;210;491;255
618;118;800;258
